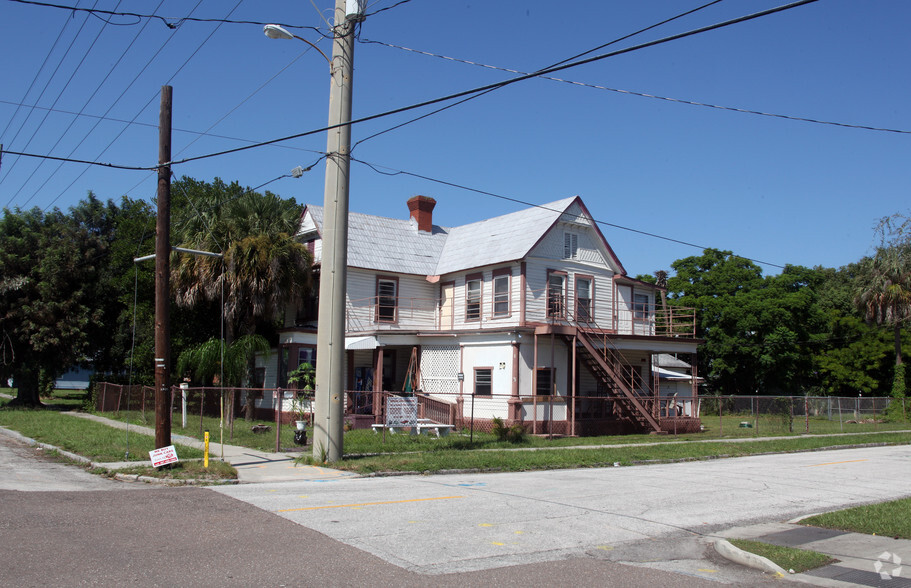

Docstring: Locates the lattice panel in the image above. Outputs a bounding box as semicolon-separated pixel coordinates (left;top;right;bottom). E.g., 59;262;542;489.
421;345;460;397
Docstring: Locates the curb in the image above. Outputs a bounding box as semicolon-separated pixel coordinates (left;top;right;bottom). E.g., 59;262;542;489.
112;473;239;486
713;538;788;578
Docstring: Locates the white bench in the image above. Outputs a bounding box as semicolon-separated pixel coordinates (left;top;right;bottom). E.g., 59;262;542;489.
371;422;454;438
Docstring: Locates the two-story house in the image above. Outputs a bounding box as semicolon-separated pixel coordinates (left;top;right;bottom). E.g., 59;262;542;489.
262;195;701;436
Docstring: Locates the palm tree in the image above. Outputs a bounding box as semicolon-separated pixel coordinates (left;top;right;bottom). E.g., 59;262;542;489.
171;178;313;420
855;242;911;399
171;178;313;342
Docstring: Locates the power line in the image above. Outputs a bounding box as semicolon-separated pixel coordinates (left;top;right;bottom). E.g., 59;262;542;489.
0;100;327;155
364;0;413;18
0;148;157;174
11;0;160;209
361;39;911;137
23;0;207;210
352;0;731;151
118;41;327;204
7;0;328;35
5;0;824;186
0;0;76;143
350;155;786;269
0;0;100;188
41;0;242;211
167;0;825;167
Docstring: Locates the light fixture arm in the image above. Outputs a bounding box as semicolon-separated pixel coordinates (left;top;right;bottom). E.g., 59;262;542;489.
263;24;332;65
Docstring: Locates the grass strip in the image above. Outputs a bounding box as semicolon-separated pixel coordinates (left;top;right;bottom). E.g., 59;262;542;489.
0;404;203;462
101;409;302;453
321;430;910;474
801;497;911;539
728;539;836;573
103;459;238;481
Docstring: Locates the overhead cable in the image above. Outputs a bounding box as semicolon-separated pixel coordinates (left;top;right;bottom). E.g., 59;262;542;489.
350;156;786;269
7;0;327;34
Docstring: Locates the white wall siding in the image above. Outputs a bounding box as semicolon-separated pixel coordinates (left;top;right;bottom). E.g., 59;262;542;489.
523;258;614;327
346;269;437;332
443;264;522;330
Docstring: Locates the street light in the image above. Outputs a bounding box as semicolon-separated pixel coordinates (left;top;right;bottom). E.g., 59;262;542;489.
265;0;365;462
262;24;331;65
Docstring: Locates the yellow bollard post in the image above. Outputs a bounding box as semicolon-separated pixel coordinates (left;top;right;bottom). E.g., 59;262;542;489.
204;430;209;469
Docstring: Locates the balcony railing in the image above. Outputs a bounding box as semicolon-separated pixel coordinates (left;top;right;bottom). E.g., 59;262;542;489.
344;291;696;338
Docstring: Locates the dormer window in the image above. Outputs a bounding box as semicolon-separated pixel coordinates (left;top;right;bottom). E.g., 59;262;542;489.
563;232;578;259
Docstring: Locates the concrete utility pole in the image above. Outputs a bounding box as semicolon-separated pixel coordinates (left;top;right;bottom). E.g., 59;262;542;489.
155;85;173;450
312;0;364;462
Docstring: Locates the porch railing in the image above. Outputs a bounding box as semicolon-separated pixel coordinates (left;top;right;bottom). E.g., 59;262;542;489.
345;290;696;338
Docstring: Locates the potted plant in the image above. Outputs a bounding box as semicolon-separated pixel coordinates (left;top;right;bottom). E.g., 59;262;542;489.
287;363;315;431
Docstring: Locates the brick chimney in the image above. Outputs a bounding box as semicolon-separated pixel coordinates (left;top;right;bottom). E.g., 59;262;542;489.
407;195;436;233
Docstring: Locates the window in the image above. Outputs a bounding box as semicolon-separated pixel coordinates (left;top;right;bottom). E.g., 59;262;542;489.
376;278;398;323
575;276;593;322
298;347;316;369
536;367;555;396
563;232;578;259
474;368;492;395
633;293;651;320
547;272;566;319
466;275;482;321
492;271;510;317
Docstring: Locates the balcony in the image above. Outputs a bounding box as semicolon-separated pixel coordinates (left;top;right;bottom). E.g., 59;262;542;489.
343;293;697;338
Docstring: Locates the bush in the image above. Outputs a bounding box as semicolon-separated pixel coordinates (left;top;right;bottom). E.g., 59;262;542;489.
491;417;527;443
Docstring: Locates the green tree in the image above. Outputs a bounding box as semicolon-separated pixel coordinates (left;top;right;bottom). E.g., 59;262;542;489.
177;334;271;387
0;207;104;405
170;177;313;342
170;177;313;419
667;250;826;395
854;214;911;406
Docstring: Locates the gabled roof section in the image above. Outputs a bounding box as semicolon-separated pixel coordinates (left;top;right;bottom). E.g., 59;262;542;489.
301;196;627;277
435;196;579;275
304;204;449;275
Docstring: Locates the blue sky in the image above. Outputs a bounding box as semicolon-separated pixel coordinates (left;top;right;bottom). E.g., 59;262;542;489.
1;0;908;277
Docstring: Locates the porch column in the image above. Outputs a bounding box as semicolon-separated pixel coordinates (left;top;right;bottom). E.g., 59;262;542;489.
571;333;576;437
346;350;355;414
532;332;538;435
508;340;522;422
373;348;384;424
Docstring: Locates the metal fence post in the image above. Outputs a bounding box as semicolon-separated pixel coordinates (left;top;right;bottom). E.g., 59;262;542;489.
275;388;282;453
805;396;809;433
719;396;723;437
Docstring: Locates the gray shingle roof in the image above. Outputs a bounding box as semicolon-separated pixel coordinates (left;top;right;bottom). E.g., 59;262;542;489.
303;196;586;276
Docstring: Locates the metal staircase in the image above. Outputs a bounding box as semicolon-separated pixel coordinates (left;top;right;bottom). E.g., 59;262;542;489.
572;328;662;433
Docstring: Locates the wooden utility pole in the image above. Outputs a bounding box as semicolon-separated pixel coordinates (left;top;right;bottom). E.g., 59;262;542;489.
155;85;172;450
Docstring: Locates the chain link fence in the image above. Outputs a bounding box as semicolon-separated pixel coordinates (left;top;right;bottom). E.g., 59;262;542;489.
94;383;907;443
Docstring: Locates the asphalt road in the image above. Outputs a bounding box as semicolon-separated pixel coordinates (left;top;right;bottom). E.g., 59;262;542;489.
213;444;911;578
3;430;910;587
0;433;745;587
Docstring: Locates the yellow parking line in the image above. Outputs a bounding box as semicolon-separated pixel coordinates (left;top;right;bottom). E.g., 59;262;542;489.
277;495;462;512
806;459;867;467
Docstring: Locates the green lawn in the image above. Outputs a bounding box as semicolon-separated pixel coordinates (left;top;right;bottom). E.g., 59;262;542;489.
700;414;907;438
100;409;303;453
0;400;203;462
801;497;911;539
307;428;911;474
728;539;836;573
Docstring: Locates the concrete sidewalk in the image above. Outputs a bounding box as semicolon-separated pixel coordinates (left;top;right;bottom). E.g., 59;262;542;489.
64;412;355;484
716;521;911;587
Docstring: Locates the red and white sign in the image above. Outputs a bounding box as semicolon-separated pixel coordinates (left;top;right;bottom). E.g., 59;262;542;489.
149;445;179;468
